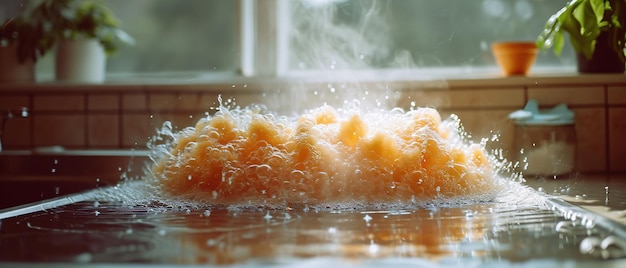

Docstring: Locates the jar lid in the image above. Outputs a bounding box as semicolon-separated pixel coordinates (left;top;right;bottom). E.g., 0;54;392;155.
509;99;575;126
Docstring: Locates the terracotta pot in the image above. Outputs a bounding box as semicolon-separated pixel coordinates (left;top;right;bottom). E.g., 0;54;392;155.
492;42;538;76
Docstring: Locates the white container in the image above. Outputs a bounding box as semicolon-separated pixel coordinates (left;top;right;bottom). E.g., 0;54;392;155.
510;100;576;177
55;39;106;83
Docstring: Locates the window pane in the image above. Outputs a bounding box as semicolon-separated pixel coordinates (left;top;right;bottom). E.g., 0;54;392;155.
106;0;238;73
1;0;238;74
289;0;575;71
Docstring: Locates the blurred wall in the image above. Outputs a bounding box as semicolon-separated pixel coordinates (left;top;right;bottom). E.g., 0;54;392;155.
0;75;625;173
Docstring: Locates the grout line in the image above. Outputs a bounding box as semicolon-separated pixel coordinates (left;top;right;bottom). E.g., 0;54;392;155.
604;84;610;173
523;85;528;104
118;92;124;149
29;93;35;148
84;93;89;148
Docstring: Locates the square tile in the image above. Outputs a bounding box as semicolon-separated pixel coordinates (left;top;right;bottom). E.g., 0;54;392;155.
573;108;606;172
608;86;626;105
122;93;148;111
88;94;119;111
122;114;155;148
88;114;119;147
528;86;605;106
1;117;32;148
33;114;86;147
609;107;626;172
0;95;29;110
34;94;85;111
149;93;179;111
398;88;524;109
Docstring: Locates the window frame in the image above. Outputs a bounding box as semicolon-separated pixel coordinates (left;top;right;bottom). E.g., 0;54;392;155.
241;0;577;81
240;0;290;77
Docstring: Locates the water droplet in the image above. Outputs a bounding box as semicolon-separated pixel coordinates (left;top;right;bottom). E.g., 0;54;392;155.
600;236;626;259
555;221;574;233
74;252;92;263
203;210;211;217
94;210;100;216
264;211;273;220
580;237;601;255
93;201;100;208
55;187;60;195
125;228;133;235
368;243;380;255
158;229;167;236
363;214;372;222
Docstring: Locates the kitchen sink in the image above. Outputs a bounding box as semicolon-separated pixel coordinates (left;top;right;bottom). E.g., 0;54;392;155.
1;149;626;266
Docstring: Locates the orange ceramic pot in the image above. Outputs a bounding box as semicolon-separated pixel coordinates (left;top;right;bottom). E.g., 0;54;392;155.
492;42;538;76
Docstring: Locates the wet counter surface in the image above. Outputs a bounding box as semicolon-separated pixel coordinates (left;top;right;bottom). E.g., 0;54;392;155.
0;174;625;267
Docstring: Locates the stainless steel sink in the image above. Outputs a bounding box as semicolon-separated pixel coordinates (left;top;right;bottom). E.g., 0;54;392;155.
0;150;150;209
1;177;626;266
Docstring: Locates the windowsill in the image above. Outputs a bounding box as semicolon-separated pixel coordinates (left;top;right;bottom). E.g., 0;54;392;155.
0;67;625;92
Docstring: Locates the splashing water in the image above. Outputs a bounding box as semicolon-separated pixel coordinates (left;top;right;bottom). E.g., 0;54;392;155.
145;98;509;208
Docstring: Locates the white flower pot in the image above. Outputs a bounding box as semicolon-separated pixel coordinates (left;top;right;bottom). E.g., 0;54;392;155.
0;44;35;84
55;39;106;83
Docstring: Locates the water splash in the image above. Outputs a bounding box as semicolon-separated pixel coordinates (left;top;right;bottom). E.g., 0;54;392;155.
143;97;515;209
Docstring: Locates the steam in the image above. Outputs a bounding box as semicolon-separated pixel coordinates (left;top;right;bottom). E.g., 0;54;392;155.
290;0;393;71
266;0;447;116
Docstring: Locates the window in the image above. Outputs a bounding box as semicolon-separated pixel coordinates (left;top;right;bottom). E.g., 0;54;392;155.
287;0;575;73
2;0;576;79
105;0;238;74
1;0;238;76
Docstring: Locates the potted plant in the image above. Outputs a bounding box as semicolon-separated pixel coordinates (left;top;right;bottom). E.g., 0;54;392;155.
0;16;51;83
536;0;626;73
27;0;134;83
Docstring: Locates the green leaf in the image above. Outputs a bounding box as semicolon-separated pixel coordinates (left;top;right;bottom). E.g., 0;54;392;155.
554;31;565;55
588;0;606;24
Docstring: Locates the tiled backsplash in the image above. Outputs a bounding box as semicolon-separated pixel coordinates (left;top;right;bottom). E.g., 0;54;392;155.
1;74;625;173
